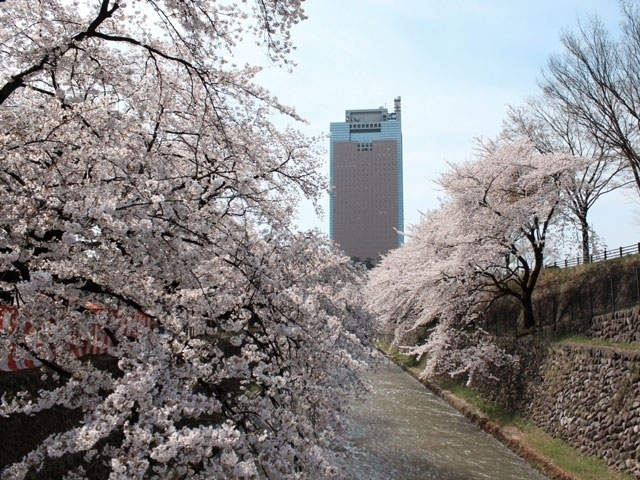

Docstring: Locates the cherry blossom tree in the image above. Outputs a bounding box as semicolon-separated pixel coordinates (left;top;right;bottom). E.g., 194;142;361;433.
437;139;578;330
367;205;518;384
504;98;629;263
0;1;372;478
367;140;577;381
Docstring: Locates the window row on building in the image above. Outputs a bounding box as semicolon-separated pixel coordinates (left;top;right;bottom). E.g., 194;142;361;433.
356;142;373;151
350;122;381;130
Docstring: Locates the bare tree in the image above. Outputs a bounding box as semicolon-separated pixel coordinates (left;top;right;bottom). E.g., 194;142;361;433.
504;98;629;263
542;2;640;199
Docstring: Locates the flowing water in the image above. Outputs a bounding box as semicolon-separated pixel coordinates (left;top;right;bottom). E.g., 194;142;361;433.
339;360;548;480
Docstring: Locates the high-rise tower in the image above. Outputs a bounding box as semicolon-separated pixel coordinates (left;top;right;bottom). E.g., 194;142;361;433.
329;97;404;263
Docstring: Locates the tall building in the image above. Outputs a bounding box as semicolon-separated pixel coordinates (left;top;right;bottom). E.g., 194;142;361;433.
330;97;404;263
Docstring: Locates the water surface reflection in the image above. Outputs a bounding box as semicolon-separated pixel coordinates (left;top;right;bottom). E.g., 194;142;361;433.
339;361;548;480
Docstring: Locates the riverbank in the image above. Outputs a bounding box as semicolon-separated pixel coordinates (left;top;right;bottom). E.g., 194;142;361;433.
379;345;632;480
402;364;576;480
340;359;548;480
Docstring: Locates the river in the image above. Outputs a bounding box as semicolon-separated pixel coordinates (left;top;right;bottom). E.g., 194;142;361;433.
339;360;548;480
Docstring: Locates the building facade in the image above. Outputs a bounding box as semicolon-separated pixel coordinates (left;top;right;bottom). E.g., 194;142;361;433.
329;97;404;263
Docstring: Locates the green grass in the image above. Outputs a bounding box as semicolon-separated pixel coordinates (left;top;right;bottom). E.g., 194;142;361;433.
559;334;640;351
535;331;640;351
438;378;633;480
438;378;521;426
373;339;425;368
522;424;632;480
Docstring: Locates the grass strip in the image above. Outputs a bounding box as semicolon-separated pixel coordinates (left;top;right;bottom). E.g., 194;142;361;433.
521;425;632;480
535;331;640;351
538;253;640;286
437;378;521;426
438;380;633;480
373;339;423;368
557;335;640;352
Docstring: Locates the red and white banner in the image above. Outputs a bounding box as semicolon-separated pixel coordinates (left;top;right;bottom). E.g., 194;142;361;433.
0;303;150;373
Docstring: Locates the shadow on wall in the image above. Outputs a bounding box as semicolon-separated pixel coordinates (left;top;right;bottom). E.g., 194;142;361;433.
485;255;640;336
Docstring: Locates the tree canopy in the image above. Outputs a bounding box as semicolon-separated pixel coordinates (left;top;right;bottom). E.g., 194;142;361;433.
542;0;640;198
0;1;372;478
367;139;578;381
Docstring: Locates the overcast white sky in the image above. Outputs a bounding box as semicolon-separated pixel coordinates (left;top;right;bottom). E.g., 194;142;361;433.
255;1;638;252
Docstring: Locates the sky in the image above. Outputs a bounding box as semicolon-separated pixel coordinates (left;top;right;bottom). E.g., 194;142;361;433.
255;0;638;253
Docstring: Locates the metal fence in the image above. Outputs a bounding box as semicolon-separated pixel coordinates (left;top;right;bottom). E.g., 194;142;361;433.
545;242;640;270
486;261;640;337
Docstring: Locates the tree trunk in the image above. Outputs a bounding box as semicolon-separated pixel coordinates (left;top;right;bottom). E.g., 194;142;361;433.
522;294;535;331
579;216;590;264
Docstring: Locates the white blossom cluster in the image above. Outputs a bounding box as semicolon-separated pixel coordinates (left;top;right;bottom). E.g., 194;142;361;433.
367;140;580;383
0;1;373;478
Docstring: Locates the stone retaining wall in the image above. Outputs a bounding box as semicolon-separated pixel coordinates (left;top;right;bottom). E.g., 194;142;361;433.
528;344;640;478
589;307;640;343
469;340;640;479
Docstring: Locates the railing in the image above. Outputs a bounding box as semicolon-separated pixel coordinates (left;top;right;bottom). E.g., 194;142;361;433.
545;242;640;270
486;264;640;337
